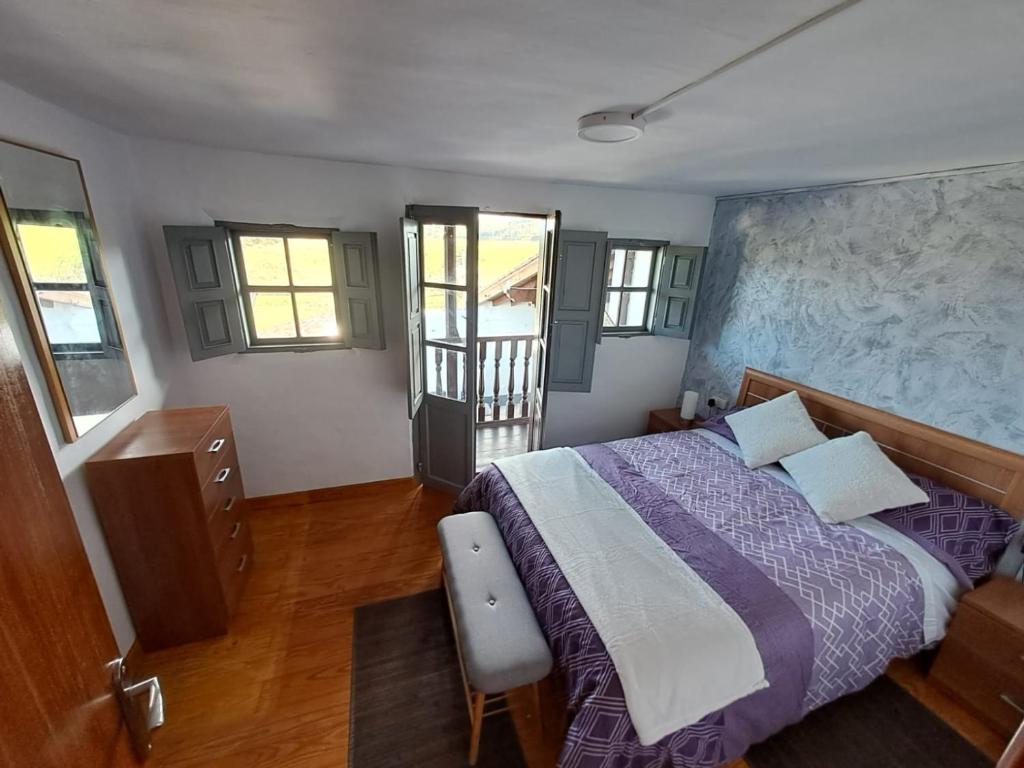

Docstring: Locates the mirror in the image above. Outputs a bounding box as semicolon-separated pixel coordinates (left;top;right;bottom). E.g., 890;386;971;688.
0;139;136;441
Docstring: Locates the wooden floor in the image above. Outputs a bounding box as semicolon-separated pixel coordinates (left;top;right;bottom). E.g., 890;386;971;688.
137;478;1007;768
476;421;530;471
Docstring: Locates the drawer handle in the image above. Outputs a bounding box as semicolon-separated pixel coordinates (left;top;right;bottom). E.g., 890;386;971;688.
1001;693;1024;716
208;438;225;453
224;497;235;512
230;521;242;540
236;554;248;573
215;467;231;484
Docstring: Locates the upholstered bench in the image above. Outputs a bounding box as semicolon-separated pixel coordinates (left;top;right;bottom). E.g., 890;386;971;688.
438;511;553;765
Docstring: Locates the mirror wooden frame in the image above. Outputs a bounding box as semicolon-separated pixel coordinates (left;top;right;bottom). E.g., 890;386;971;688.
0;138;136;442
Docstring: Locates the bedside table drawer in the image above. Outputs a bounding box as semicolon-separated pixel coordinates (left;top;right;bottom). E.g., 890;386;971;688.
945;604;1024;685
932;636;1024;736
646;409;696;435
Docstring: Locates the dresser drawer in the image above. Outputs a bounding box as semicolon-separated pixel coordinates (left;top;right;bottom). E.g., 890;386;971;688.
201;441;241;512
217;521;253;614
206;470;245;554
194;410;233;485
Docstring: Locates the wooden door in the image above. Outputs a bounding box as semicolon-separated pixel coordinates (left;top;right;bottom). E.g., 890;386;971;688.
529;210;560;451
0;296;139;767
407;205;479;494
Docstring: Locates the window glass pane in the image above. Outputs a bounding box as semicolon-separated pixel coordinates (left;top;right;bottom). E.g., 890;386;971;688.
604;290;622;327
607;248;626;288
478;213;544;290
295;292;338;337
426;345;467;401
424;287;467;345
622;249;654;287
250;292;296;338
620;291;648;327
423;224;467;285
240;236;289;286
36;290;101;344
17;224;87;284
607;246;655;288
288;237;332;286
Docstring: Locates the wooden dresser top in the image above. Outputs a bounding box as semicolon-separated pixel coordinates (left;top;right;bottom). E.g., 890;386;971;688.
87;406;228;463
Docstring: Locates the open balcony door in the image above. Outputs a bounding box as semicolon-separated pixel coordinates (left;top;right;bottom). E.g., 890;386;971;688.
403;206;479;494
528;210;561;452
0;297;155;765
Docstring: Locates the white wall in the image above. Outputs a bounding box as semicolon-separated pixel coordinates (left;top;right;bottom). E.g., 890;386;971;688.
0;81;175;653
129;139;715;496
544;336;692;448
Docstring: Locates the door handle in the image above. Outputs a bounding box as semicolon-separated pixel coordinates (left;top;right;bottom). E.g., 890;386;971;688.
111;656;164;760
126;676;165;732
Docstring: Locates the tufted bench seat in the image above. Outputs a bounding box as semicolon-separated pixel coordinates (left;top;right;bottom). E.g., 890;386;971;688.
438;511;553;765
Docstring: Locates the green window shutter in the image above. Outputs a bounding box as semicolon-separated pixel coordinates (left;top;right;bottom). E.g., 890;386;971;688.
163;226;246;360
652;246;705;339
547;230;609;393
332;231;385;350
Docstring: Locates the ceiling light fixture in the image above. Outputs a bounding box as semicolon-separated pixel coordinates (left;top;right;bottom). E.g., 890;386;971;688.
576;0;863;144
576;111;646;144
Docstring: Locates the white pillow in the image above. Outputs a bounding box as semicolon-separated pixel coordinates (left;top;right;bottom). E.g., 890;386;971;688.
780;431;930;523
725;391;827;468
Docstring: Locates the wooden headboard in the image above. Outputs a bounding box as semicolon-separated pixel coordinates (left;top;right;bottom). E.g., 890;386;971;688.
736;368;1024;519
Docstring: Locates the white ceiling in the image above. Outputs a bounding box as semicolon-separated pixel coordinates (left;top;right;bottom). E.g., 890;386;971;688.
0;0;1022;195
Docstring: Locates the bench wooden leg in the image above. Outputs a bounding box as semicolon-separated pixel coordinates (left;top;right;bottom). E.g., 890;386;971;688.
468;690;486;765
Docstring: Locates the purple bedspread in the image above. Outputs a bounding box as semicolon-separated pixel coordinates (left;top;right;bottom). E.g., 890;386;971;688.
456;431;929;768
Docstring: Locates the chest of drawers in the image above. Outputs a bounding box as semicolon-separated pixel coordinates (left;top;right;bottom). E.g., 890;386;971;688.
86;406;253;650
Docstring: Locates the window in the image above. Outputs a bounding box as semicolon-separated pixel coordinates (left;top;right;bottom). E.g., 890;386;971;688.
165;223;383;360
13;209;112;356
602;240;664;334
230;225;343;347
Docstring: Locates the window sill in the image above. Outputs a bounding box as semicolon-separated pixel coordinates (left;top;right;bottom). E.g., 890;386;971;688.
242;342;350;354
601;330;652;339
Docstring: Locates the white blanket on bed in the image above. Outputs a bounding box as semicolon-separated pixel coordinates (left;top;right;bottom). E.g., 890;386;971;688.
495;447;768;746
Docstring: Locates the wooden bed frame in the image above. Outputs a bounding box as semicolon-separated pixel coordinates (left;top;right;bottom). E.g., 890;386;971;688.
736;368;1024;519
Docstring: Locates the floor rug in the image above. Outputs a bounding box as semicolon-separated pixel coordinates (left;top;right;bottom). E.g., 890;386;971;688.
350;589;527;767
746;675;991;768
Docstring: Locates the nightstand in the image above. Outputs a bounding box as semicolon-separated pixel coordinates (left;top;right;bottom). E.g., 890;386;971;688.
646;408;699;435
930;576;1024;737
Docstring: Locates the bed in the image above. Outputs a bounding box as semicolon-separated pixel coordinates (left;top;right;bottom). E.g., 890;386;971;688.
455;369;1024;768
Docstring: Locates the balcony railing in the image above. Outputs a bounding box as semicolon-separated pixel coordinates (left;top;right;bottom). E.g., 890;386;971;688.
477;334;536;425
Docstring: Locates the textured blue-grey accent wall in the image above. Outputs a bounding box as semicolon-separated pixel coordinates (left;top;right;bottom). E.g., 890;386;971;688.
681;164;1024;453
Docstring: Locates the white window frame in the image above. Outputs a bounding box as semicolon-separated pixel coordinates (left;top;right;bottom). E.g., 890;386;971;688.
601;238;667;336
226;223;348;352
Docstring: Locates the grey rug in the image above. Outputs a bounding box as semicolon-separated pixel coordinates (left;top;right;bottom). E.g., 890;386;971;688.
747;675;991;768
349;589;526;768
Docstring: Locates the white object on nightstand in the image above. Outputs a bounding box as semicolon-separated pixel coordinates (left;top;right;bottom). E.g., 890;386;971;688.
680;391;699;420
